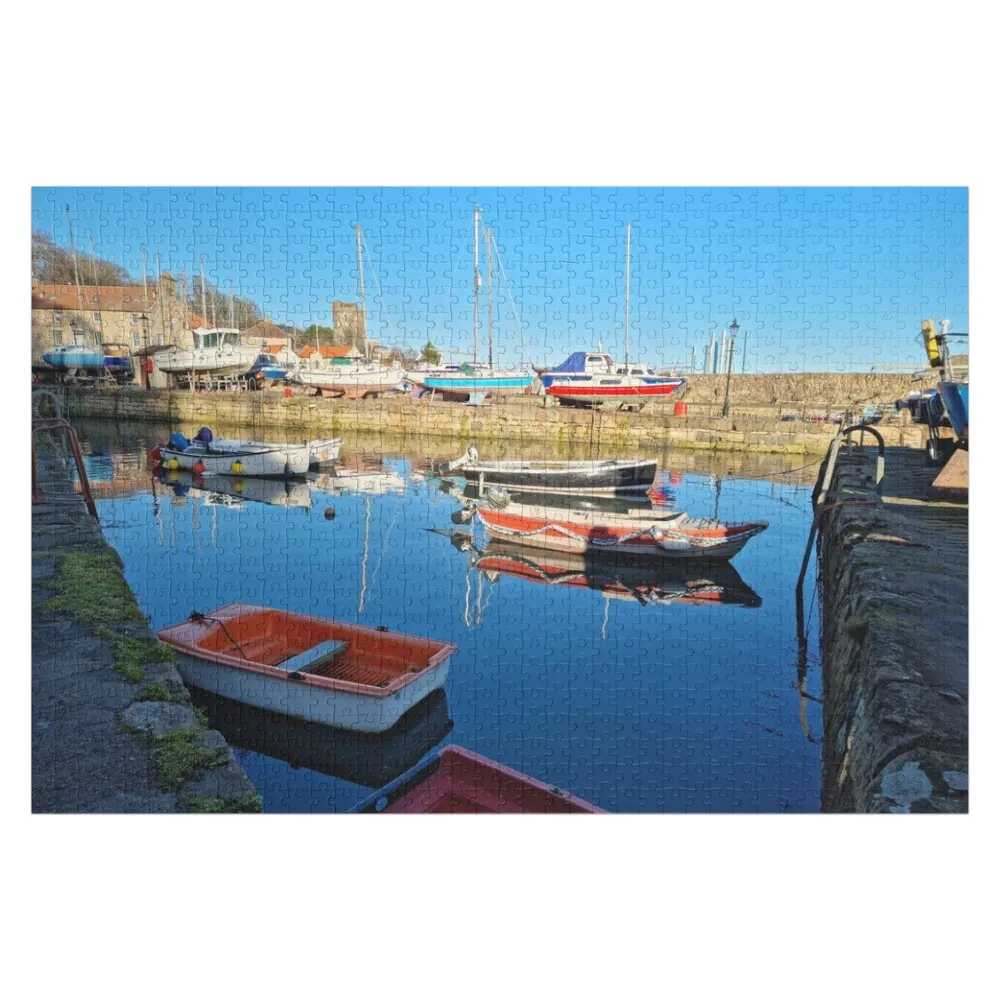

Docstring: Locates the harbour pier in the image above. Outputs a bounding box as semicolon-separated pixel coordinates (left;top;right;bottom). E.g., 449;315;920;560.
817;444;968;812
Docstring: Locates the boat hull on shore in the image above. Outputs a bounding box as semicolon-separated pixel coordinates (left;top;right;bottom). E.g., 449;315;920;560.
406;369;535;399
158;603;456;734
474;497;767;559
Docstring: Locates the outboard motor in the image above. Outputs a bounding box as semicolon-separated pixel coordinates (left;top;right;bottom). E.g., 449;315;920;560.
195;427;214;444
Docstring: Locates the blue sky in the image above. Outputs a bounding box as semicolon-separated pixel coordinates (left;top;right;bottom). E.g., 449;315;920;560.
32;187;968;372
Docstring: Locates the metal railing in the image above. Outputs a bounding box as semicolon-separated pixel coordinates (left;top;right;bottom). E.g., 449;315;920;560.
32;418;98;519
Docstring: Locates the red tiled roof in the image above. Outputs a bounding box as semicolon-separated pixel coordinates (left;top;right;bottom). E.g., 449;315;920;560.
297;345;356;359
32;283;156;312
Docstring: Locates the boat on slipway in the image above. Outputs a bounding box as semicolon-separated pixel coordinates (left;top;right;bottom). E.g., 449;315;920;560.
544;225;686;408
404;207;534;400
351;745;604;813
472;490;767;559
290;360;405;399
41;346;104;369
443;445;657;495
157;603;457;734
158;328;277;377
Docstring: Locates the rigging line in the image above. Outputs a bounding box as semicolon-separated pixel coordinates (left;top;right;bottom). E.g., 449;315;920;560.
486;223;528;365
361;235;386;343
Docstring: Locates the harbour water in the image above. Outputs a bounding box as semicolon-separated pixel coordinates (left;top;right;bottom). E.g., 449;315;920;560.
75;421;823;813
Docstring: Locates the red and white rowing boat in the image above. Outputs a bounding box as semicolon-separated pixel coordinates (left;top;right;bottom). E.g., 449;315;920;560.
157;604;456;733
352;746;605;813
474;495;767;559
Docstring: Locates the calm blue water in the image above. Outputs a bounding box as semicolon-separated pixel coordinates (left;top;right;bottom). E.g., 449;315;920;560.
78;425;823;812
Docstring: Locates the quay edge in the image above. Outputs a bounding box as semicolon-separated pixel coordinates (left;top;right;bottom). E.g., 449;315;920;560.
62;386;933;457
32;445;260;813
818;446;968;813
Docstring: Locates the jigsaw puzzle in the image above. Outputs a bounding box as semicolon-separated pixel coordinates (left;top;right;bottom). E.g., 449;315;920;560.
30;187;969;813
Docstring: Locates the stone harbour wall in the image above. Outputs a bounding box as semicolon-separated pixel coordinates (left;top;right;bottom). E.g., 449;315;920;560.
63;385;931;456
818;448;968;812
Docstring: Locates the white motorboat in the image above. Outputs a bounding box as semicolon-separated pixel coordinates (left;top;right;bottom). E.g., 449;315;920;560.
158;328;272;376
214;436;342;468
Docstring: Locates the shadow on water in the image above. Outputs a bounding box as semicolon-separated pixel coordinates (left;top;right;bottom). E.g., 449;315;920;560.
191;687;454;790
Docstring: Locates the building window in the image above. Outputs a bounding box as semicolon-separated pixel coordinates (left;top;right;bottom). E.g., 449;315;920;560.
53;328;63;345
73;329;86;347
94;329;102;347
131;313;140;324
132;331;141;348
155;331;163;346
93;312;101;322
53;312;62;324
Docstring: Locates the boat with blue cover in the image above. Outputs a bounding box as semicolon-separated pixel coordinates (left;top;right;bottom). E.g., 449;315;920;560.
41;346;104;369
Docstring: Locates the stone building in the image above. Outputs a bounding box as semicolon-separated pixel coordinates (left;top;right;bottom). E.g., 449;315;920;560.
331;300;367;352
31;273;197;362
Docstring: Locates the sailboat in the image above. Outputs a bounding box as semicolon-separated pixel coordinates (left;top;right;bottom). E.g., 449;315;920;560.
405;207;535;400
289;225;405;399
545;223;686;408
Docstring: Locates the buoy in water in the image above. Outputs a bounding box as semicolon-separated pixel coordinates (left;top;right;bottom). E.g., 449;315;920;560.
324;507;335;520
192;460;206;475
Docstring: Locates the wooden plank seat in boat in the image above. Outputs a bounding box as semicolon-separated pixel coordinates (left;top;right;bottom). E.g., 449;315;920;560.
276;640;350;673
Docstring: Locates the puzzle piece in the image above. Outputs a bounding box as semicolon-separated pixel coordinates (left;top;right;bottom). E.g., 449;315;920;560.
31;187;968;814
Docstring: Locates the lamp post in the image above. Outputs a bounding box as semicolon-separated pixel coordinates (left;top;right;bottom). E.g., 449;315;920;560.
722;318;738;417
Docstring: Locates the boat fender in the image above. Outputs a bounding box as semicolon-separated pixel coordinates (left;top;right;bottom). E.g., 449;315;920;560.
485;487;510;509
231;461;244;474
467;445;479;464
150;446;162;465
166;459;180;471
192;460;206;475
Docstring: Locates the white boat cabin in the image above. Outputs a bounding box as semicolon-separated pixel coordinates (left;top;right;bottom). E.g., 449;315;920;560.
191;328;242;350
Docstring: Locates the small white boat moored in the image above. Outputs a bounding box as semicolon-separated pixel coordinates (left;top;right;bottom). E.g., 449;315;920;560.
158;603;457;733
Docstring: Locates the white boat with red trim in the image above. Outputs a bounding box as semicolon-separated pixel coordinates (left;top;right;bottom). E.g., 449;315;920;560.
473;491;767;559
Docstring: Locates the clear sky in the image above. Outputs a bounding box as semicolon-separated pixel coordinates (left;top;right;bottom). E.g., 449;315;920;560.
32;187;968;372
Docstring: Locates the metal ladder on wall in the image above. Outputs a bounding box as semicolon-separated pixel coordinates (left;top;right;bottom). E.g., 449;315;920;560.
31;390;98;519
794;424;886;737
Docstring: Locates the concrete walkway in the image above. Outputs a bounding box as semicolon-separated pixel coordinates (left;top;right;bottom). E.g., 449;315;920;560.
32;446;260;812
820;445;968;812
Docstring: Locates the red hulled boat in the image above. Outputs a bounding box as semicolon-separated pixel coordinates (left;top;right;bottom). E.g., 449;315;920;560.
474;495;767;560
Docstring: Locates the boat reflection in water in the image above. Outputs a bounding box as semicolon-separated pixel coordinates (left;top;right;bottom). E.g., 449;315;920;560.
153;468;313;509
455;536;762;609
190;687;454;790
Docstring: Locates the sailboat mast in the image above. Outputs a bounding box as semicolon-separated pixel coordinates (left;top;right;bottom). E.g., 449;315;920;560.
486;226;493;369
624;222;631;367
355;223;367;359
65;205;83;314
472;207;481;366
200;256;208;331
